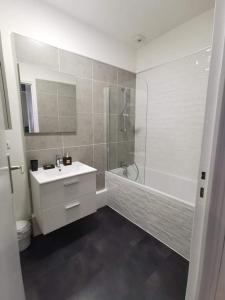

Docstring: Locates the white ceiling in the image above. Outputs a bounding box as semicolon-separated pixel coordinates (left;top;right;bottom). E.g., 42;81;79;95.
41;0;215;48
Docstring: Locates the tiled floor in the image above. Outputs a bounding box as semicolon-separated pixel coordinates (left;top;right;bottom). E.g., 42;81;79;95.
20;207;189;300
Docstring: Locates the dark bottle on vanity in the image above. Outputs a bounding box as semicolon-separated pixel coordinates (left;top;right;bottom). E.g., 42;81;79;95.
63;152;72;166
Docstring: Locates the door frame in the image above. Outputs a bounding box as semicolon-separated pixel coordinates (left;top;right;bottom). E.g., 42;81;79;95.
186;0;225;299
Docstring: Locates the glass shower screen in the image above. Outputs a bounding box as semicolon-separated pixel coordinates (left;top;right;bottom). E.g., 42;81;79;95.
105;78;148;184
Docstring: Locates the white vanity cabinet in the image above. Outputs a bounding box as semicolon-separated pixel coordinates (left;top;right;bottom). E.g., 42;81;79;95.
30;162;97;234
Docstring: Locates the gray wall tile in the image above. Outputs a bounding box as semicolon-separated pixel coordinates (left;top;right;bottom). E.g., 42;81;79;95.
58;96;76;116
117;141;135;165
57;82;76;97
109;115;118;142
58;117;76;132
37;93;58;116
39;116;59;133
93;81;109;114
117;115;135;142
59;49;92;78
26;148;63;167
64;145;93;166
118;69;136;88
25;135;62;151
96;173;105;191
94;113;106;144
36;79;58;95
93;61;117;83
76;78;92;113
62;113;92;147
108;142;118;170
94;144;107;172
109;87;122;114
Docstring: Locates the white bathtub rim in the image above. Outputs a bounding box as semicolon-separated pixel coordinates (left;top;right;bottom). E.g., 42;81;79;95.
106;171;195;209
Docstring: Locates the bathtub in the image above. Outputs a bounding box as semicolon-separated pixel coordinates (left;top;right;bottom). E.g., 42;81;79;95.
106;168;194;260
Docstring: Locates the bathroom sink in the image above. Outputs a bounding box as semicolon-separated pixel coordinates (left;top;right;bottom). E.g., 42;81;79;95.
30;161;97;184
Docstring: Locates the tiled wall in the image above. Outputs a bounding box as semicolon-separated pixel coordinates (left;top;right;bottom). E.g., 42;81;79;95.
13;33;136;190
106;171;194;260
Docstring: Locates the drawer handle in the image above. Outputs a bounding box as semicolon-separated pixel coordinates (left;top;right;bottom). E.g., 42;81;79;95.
64;179;80;187
65;202;80;210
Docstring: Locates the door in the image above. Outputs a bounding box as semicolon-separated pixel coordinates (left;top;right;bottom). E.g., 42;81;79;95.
215;237;225;299
0;40;25;300
186;0;225;299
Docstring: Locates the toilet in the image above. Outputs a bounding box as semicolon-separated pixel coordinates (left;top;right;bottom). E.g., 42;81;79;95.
16;220;31;252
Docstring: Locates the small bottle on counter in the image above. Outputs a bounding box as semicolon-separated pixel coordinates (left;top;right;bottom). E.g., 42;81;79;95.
63;152;72;166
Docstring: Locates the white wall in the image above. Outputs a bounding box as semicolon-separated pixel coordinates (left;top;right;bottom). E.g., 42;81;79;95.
0;0;136;220
0;32;30;221
0;0;136;72
136;9;214;72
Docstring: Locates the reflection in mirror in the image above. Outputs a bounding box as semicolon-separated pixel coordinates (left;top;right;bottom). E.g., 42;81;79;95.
20;83;33;133
18;63;76;134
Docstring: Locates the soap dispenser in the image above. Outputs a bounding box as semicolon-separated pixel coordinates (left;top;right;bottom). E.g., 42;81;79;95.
63;152;72;166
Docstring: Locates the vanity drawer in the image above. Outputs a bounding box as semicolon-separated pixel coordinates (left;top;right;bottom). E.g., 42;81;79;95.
40;173;96;209
65;193;96;225
41;193;96;234
63;173;96;203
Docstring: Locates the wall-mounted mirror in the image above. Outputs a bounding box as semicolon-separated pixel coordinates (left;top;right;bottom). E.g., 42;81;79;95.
18;63;76;134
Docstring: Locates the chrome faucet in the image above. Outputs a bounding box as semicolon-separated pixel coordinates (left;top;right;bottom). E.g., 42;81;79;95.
55;155;62;168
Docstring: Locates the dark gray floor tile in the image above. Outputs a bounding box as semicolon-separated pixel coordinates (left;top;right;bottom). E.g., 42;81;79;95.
20;206;188;300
